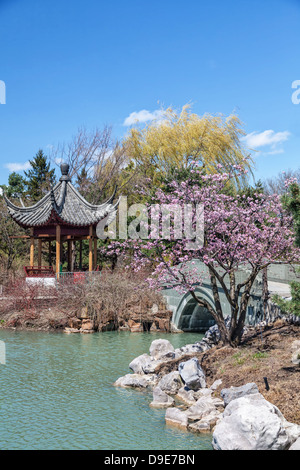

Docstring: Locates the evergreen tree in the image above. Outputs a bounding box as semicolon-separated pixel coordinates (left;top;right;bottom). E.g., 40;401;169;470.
6;172;27;199
273;181;300;316
24;150;56;201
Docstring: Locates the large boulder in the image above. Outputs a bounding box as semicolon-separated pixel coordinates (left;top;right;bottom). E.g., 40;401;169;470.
220;383;259;407
290;437;300;450
212;393;300;450
178;358;206;390
149;339;175;361
158;371;183;395
175;341;211;358
129;354;160;374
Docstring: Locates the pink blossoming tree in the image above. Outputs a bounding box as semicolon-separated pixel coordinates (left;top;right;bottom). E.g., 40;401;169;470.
107;167;300;346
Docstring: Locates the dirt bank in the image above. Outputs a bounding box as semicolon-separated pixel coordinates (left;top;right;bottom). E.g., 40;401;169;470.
155;320;300;425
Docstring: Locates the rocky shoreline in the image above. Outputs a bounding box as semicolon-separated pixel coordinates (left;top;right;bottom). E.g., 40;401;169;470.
114;322;300;451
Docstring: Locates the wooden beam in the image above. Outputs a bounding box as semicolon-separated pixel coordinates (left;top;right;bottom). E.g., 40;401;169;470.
89;225;93;272
38;239;42;268
56;225;61;277
9;235;30;239
48;241;52;267
93;238;97;270
30;235;35;266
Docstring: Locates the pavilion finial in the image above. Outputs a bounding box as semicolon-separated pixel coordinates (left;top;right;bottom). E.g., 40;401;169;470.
60;163;71;182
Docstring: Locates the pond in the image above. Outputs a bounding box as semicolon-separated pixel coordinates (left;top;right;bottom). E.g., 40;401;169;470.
0;329;213;450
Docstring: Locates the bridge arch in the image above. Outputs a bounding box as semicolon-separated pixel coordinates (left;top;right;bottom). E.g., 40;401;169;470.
173;287;216;332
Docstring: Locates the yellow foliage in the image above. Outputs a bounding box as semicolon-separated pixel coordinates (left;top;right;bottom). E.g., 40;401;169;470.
124;105;253;187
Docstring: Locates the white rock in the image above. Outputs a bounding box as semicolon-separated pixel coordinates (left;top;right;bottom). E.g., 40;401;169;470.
289;437;300;450
178;357;206;390
158;371;183;395
212;393;300;450
189;409;223;433
129;354;160;374
165;407;188;429
176;386;197;406
150;386;175;408
114;373;158;389
186;396;222;422
220;382;259;407
210;379;222;391
149;339;175;361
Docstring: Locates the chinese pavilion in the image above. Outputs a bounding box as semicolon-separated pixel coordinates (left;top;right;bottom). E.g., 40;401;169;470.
4;163;118;278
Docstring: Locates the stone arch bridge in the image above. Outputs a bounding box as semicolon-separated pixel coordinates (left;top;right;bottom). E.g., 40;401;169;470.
162;262;299;332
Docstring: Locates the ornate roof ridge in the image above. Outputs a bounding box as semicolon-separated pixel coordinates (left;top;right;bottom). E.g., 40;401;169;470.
4;163;119;228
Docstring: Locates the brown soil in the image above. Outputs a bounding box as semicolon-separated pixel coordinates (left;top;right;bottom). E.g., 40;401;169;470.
156;320;300;425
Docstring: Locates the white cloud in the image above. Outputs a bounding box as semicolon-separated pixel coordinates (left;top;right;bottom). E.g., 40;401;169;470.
242;130;290;155
4;161;31;172
123;109;166;126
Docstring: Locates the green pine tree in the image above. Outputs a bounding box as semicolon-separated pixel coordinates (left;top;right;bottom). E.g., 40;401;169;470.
6;172;27;199
24;150;56;201
273;181;300;316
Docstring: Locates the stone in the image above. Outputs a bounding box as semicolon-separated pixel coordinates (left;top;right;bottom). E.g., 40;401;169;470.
291;342;300;365
189;410;222;433
289;437;300;450
175;341;210;358
291;340;300;352
150;386;175;408
149;339;175;361
176;386;197;406
185;395;223;422
291;350;300;365
165;408;188;429
210;379;222;391
63;327;81;334
212;393;300;450
81;319;94;330
193;388;213;399
79;306;89;319
158;371;183;395
220;382;259;407
68;317;82;329
114;373;158;389
128;320;143;332
178;357;206;390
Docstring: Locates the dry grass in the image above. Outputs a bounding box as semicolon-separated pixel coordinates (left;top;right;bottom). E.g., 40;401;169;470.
202;321;300;424
0;268;165;331
154;320;300;424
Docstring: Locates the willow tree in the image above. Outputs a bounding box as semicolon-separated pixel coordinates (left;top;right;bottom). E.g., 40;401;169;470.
124;105;253;189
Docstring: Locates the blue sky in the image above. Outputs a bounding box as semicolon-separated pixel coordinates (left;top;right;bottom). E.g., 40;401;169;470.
0;0;299;186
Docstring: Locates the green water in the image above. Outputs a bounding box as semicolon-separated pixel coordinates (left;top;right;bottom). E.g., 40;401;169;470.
0;329;212;450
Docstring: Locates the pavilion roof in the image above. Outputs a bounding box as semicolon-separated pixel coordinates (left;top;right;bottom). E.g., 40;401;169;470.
4;164;119;228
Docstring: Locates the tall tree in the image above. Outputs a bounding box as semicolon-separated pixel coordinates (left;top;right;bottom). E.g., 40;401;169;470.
124;105;253;191
1;172;27;199
107;167;300;346
24;150;56;201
